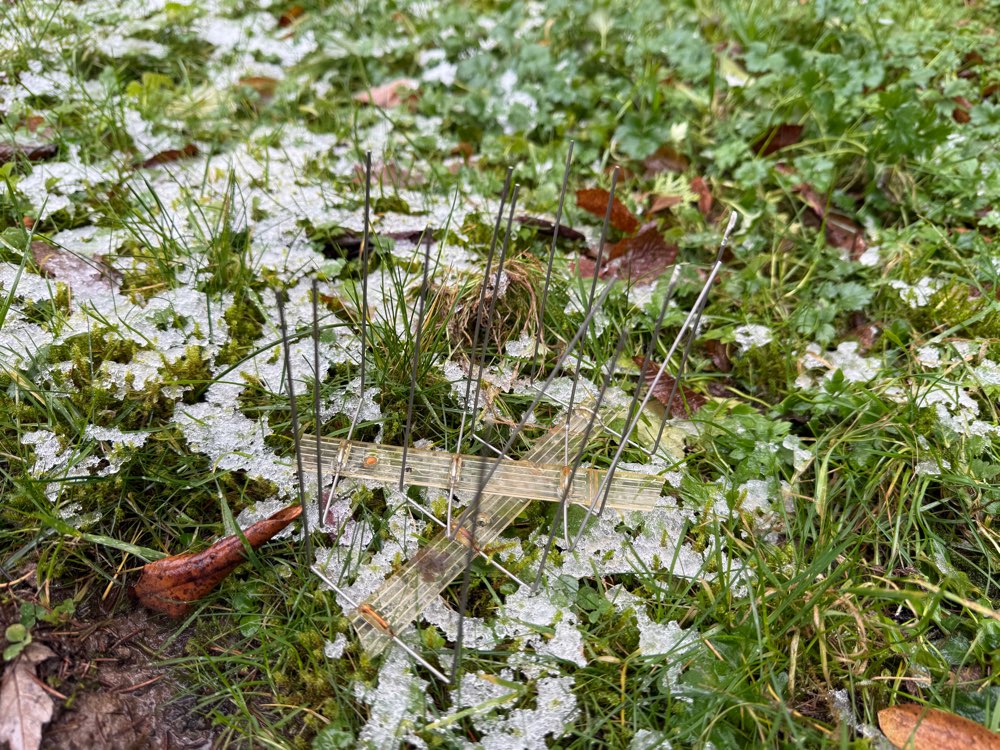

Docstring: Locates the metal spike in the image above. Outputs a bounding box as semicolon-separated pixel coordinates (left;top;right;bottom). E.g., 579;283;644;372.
568;212;741;551
531;320;630;590
451;168;513;529
465;183;519;444
276;293;310;559
325;151;373;529
399;228;435;491
565;166;619;464
531;140;574;376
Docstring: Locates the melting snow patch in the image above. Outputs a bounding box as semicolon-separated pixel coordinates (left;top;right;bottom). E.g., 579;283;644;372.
800;342;879;384
473;676;577;750
356;647;429;749
974;358;1000;386
324;633;347;660
915;459;950;476
889;277;942;309
732;324;772;353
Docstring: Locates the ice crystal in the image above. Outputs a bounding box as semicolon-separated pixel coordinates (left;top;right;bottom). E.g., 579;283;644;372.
732;323;773;353
324;634;347;660
356;648;429;749
889;277;942;308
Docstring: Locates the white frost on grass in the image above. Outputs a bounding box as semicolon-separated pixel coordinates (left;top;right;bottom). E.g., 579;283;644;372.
915;384;1000;438
799;341;880;385
974;358;1000;386
423;597;497;650
324;633;347;659
915;458;950;476
356;647;429;750
889;277;942;308
732;324;772;353
916;345;941;367
473;676;577;750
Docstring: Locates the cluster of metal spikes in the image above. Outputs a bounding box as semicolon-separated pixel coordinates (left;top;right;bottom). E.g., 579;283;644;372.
274;145;740;684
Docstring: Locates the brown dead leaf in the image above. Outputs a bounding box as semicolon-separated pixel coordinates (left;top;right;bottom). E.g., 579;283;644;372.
878;704;1000;750
647;194;684;216
690;176;713;216
579;227;678;282
238;76;278;99
0;643;56;750
353;78;420;109
575;188;640;234
779;165;868;260
0;142;57;165
634;355;708;418
277;4;304;27
953;96;973;123
516;215;586;243
752;124;804;156
133;504;302;617
139;144;200;169
31;242;121;294
643;145;689;177
705;340;732;372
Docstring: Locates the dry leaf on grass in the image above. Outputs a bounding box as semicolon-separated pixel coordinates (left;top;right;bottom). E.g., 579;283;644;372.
516;215;587;243
587;227;678;281
238;76;279;99
879;704;1000;750
139;144;200;168
575;188;640;234
353;78;420;109
643;145;689;177
31;242;121;293
752;123;804;156
134;504;302;617
0;643;56;750
777;164;867;259
690;176;713;216
277;4;304;27
0;143;57;165
634;355;708;418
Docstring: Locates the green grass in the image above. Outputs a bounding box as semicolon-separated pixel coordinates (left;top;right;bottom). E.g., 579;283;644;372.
2;0;1000;747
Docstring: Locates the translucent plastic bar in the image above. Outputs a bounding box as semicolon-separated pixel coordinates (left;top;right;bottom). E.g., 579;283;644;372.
298;438;663;513
334;407;609;655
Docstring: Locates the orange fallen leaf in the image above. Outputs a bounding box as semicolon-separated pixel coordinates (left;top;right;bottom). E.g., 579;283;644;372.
277;4;304;27
878;704;1000;750
0;142;57;164
238;76;278;99
575;188;640;234
139;144;200;169
353;78;420;109
634;355;707;418
134;504;302;617
690;176;713;216
953;96;973;124
752;123;804;156
647;194;683;216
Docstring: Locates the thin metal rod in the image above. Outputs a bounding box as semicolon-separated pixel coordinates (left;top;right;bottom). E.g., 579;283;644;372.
311;567;450;683
650;293;705;455
531;140;574;375
568;212;740;550
450;168;513;529
465;183;519;443
531;321;630;590
451;419;493;684
276;293;310;558
399;229;434;491
564;166;619;464
325;151;372;526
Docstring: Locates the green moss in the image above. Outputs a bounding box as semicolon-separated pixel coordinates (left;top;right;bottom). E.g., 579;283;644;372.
216;293;266;366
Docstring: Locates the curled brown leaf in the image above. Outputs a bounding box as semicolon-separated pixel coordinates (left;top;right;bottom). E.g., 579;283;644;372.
752;124;804;156
642;145;689;177
0;143;57;165
134;504;302;617
139;144;200;169
690;176;713;216
634;355;707;418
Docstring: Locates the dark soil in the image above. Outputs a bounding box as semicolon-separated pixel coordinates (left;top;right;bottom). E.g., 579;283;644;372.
1;572;215;750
